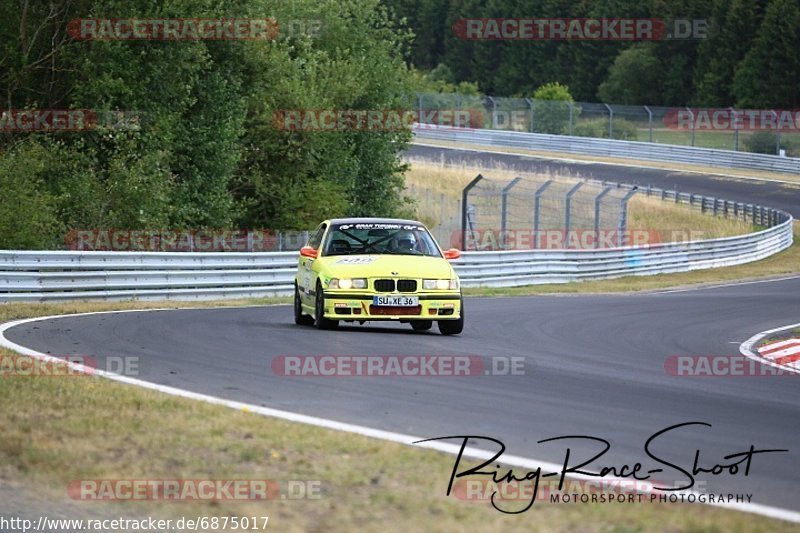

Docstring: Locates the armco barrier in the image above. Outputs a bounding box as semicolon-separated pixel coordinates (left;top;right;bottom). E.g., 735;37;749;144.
0;211;792;301
413;124;800;174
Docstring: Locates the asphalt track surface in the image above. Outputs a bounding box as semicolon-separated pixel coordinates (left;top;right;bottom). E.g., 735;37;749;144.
6;277;800;512
407;144;800;218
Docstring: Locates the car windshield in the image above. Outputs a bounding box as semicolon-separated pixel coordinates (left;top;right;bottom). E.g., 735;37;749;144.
323;222;441;257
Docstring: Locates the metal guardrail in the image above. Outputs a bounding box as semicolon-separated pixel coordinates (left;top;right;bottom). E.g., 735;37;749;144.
0;203;792;301
413;124;800;174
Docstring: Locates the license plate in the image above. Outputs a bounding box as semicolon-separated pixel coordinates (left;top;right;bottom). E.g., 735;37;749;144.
373;295;419;306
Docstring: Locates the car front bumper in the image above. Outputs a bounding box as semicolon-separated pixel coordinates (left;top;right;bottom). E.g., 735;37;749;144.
321;291;462;320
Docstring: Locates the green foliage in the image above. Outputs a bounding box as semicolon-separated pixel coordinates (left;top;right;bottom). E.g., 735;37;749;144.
410;65;480;94
744;131;779;155
532;82;576;135
597;45;660;105
0;141;60;249
733;0;800;108
574;117;638;141
387;0;796;109
0;0;416;248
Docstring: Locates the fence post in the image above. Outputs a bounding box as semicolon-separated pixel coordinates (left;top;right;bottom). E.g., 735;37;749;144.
644;105;653;142
564;182;584;247
489;96;497;129
532;180;554;249
568;102;574;135
604;103;614;138
594;186;614;249
525;98;534;132
771;111;781;155
685;107;695;147
618;188;638;247
731;107;739;151
461;174;484;251
500;177;523;248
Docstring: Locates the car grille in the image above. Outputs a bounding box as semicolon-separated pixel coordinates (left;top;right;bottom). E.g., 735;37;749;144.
374;279;395;292
373;279;418;293
397;280;417;293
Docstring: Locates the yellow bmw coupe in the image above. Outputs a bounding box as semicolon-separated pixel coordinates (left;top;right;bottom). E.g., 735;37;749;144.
294;218;464;335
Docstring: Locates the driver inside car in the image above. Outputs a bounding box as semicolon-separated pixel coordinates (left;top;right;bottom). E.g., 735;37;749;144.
389;231;417;254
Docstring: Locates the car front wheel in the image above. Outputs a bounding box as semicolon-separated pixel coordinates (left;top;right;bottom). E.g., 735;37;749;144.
437;297;464;336
411;320;433;331
294;284;313;326
314;281;338;330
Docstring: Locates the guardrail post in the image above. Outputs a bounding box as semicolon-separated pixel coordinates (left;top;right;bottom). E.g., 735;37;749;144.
461;174;484;250
565;182;585;247
533;180;554;249
594;186;614;248
675;188;680;203
500;177;523;248
712;197;718;216
618;187;638;246
646;185;652;196
644;105;653;143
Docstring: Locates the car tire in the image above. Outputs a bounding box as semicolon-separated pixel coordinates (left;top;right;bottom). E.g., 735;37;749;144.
294;284;313;326
437;297;464;336
314;281;338;330
411;320;433;331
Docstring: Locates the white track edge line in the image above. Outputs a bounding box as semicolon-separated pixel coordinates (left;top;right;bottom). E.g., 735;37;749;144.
1;309;799;524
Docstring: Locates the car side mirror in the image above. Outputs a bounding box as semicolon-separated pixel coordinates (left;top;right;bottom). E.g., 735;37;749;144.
443;248;461;260
300;246;318;258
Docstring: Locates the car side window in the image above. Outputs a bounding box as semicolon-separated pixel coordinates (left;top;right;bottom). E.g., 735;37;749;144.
308;224;327;249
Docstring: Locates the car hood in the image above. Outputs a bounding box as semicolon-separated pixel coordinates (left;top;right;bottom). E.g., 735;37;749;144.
316;254;455;279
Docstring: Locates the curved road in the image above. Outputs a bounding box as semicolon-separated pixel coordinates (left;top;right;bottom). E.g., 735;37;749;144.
407;144;800;218
6;277;800;511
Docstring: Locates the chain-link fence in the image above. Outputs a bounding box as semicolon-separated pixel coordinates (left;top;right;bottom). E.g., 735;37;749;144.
449;174;635;251
415;92;800;157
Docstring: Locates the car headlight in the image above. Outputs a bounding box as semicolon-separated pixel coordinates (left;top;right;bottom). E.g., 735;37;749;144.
423;279;458;290
329;278;367;290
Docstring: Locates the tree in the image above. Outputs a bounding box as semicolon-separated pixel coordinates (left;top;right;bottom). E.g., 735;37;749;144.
733;0;800;108
532;82;576;135
597;44;661;104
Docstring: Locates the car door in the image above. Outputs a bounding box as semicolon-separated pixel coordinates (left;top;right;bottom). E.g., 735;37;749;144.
298;223;327;303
